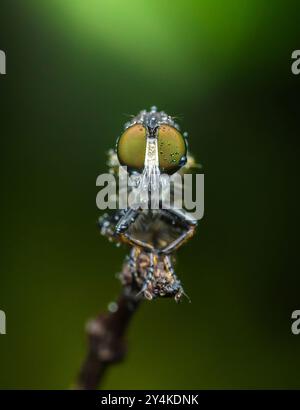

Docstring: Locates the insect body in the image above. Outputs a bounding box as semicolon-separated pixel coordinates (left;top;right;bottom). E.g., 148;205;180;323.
99;107;198;301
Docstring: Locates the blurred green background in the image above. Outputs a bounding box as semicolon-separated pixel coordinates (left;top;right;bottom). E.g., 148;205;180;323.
0;0;299;389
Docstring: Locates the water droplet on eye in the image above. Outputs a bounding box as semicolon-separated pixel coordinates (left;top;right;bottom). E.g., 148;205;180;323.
179;156;187;166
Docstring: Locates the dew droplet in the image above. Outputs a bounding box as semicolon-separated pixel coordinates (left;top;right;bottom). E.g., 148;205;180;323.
108;302;118;313
179;156;187;166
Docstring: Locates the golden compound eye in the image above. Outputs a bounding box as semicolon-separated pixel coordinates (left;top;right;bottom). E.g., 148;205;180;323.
157;125;187;174
117;124;147;170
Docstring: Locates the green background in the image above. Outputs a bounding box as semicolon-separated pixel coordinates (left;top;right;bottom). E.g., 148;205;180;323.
0;0;299;389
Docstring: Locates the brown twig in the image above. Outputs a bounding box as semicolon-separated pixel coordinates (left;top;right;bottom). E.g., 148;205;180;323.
77;287;141;390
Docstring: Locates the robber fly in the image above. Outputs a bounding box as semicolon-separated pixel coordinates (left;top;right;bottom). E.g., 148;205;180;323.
99;106;198;302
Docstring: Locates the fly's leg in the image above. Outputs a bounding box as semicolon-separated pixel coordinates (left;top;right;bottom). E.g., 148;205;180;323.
119;247;156;300
162;255;187;302
129;247;139;282
98;210;125;242
164;256;182;302
115;208;138;234
163;254;175;276
115;208;155;252
119;247;141;289
159;208;197;255
136;252;156;299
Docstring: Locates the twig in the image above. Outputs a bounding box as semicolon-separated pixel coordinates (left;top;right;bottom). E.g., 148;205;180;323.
77;287;141;390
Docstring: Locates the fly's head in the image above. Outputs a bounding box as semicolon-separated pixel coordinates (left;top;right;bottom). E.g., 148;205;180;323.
116;106;188;182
